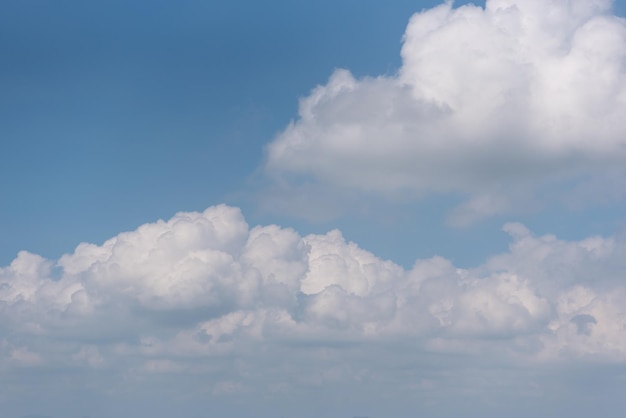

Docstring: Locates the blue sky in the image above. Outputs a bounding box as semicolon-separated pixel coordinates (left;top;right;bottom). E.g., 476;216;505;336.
2;0;453;267
4;1;626;417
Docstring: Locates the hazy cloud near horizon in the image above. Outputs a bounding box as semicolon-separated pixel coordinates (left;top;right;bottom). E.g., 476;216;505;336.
2;204;626;413
265;0;626;224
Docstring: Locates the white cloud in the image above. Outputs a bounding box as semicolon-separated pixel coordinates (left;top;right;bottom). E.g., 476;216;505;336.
2;204;626;399
264;0;626;223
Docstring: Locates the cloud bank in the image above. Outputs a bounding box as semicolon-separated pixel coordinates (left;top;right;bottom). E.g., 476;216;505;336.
2;204;626;410
265;0;626;223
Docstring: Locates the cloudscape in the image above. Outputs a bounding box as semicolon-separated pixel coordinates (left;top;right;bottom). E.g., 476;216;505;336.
3;0;626;417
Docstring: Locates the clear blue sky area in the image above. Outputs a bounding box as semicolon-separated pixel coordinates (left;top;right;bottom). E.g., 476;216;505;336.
1;0;432;263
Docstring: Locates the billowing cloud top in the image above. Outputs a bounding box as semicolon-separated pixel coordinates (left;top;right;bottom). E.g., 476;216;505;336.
265;0;626;223
2;204;626;401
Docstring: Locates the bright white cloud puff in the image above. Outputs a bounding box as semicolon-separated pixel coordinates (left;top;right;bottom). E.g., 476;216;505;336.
265;0;626;223
2;205;626;386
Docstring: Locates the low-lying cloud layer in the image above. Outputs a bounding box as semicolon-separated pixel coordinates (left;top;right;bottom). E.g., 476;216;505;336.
2;205;626;405
265;0;626;223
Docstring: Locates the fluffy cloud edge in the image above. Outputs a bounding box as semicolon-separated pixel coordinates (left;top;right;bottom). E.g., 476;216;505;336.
1;204;625;382
263;0;626;223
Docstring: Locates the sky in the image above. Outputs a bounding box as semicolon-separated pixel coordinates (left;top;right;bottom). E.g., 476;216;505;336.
3;0;626;417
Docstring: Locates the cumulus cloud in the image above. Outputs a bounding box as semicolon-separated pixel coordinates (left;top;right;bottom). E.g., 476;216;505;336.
264;0;626;223
2;204;626;408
